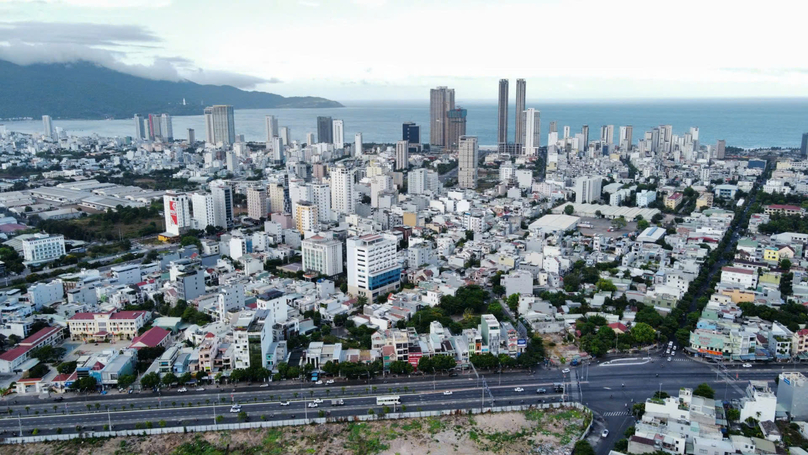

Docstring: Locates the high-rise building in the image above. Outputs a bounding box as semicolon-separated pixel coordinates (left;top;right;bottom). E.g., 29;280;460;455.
204;105;236;145
163;191;191;236
330;164;355;216
247;187;268;220
302;235;343;276
317;116;333;144
187;128;195;144
801;133;808;158
347;234;400;299
549;121;558;134
575;176;602;204
295;201;318;234
306;132;315;146
716;140;726;160
446;107;467;150
497;79;509;147
619;126;633;149
280;127;290;146
191;192;215;230
225;151;238;174
134;114;146;140
161;114;173;141
311;182;332;222
581;125;590;151
265;115;279;143
211;181;234;228
42;115;54;140
600;125;614;145
408;168;440;195
429;86;454;147
563;126;570;139
354;132;363;157
268;183;285;214
395;140;409;170
458;136;479;189
402;122;420;144
332;119;344;148
514;79;526;146
147;114;161;140
523;108;541;156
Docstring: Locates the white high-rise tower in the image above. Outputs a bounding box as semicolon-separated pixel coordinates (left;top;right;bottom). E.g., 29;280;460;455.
330;165;355;216
523;109;541;157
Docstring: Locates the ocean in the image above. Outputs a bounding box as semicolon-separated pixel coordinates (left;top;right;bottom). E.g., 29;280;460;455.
3;98;807;150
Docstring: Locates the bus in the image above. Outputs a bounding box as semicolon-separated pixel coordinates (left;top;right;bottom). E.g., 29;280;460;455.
376;395;401;406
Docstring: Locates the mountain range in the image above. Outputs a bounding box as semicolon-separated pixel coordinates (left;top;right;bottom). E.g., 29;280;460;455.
0;60;342;119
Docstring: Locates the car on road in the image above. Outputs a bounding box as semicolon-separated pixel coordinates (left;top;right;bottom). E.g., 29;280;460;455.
536;388;547;394
230;405;242;413
313;399;324;404
667;357;672;362
53;397;64;402
195;387;205;392
514;387;524;392
178;388;187;393
260;383;270;388
561;368;570;374
443;391;453;396
742;363;752;368
279;401;290;406
602;429;609;438
308;402;319;408
315;380;323;385
326;379;334;385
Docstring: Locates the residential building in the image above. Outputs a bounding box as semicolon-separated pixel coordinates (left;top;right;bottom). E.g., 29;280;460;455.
22;234;65;263
204;105;235;145
211;181;234;228
497;79;509;148
446;107;467;150
163;191;191;236
302;235;344;276
636;190;657;208
332;119;344;147
295;201;318;234
777;372;808;420
429;86;454;147
523;108;540;156
354;132;363;157
664;192;683;210
317;116;333;144
458;136;479;189
395;140;409;170
247;187;268;220
514;79;526;147
720;266;758;289
265;115;279;143
191;192;216;230
347;234;401;300
330;164;355;216
481;314;501;355
575;176;602;204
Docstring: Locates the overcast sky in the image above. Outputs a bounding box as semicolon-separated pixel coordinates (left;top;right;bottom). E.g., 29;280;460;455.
2;0;808;102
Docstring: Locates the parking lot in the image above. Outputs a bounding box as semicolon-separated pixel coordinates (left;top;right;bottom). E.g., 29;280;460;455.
577;216;638;238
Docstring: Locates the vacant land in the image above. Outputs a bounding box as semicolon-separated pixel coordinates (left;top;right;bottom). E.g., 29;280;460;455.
11;407;589;455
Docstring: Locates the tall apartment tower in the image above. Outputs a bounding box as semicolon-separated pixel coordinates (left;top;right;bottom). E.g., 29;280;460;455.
268;184;285;214
42;115;54;140
332;119;344;148
549;121;558;134
575;176;602;204
187;128;195;144
395;140;409;170
317;116;333;144
354;133;363;157
523;108;541;157
716;140;726;160
497;79;509;148
600;125;614;145
265;115;279;143
295;201;319;234
147;114;161;140
204;105;236;145
247;187;268;220
161;114;173;141
458;136;479;189
402;122;420;144
429;86;455;147
802;133;808;158
306;132;315;146
191;192;215;230
330;164;355;216
619;125;633;150
134;114;146;140
210;181;234;228
347;234;401;300
581;125;590;151
280;127;291;146
446;107;467;151
163;191;191;236
514;79;526;147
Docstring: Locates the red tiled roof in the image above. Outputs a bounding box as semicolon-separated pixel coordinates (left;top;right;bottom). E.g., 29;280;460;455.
767;204;802;210
0;345;32;362
69;312;97;320
20;326;61;347
129;327;170;349
722;266;754;275
51;373;71;383
17;378;42;383
110;311;147;320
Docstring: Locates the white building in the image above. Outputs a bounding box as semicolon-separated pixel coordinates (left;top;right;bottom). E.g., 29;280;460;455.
247;187;268;220
347;234;401;300
217;284;245;322
354;132;363;157
408;168;440;195
720;266;758;289
523;108;541;156
330;164;355;216
502;270;533;299
191;192;216;230
29;280;64;309
310;182;332;222
302;235;344;276
636;190;657;207
265;115;279;143
458;136;478;189
111;264;141;286
163;191;191;236
739;381;777;423
481;314;501;355
395;140;409;170
575;176;602;204
211;181;234;228
332;119;344;148
204;104;235;146
22;234;65;263
407;243;435;268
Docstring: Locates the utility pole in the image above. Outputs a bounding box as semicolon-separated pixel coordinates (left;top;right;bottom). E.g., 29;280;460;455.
18;414;22;437
107;407;112;431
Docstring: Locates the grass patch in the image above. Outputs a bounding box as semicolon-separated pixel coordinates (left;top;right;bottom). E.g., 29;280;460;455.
400;420;422;432
345;423;390;455
524;409;545;422
426;417;446;434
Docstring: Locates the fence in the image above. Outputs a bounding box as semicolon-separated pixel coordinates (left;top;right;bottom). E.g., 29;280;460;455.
1;402;592;445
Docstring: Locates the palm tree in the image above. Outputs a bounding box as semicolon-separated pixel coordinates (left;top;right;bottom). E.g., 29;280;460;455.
25;406;30;414
326;389;330;396
85;404;91;412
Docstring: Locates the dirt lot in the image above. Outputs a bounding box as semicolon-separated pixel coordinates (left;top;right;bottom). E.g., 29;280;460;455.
10;407;590;455
577;216;637;238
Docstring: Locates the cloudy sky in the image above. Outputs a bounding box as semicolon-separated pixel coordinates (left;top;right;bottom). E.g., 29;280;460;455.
1;0;808;102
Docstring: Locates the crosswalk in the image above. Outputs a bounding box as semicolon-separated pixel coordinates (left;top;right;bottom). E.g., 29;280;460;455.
603;411;631;417
669;358;695;362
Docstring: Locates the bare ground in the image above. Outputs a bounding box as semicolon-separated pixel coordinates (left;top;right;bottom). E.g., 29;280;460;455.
5;407;589;455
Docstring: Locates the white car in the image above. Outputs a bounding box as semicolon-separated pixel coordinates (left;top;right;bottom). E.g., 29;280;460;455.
443;391;453;396
177;387;187;393
562;368;571;374
307;402;318;408
279;401;290;406
260;383;269;388
667;357;672;362
326;379;335;385
230;405;241;413
602;429;609;438
195;387;206;392
514;387;525;392
742;363;753;368
315;380;323;385
313;398;324;404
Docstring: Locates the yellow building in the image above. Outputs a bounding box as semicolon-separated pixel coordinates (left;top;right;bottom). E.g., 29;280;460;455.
295;201;318;234
403;212;418;227
664;192;683;210
696;193;714;210
763;247;780;263
720;288;756;303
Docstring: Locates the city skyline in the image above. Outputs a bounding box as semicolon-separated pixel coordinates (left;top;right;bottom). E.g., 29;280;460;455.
1;1;808;101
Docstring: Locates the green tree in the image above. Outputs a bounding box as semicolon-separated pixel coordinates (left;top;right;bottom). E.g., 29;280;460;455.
573;440;595;455
69;376;97;392
611;216;627;230
564;205;574;215
161;372;178;387
630;322;656;345
693;383;715;399
140;372;161;389
117;374;136;389
675;329;691;348
57;361;77;374
596;279;617;292
637;219;650;231
506;294;520;313
780;258;792;270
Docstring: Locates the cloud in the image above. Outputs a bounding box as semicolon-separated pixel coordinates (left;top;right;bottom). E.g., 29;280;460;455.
0;21;160;46
180;68;280;89
352;0;387;6
0;0;170;7
298;0;319;7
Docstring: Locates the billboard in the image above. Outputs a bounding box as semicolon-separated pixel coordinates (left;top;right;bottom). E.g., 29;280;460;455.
517;339;527;346
169;200;178;226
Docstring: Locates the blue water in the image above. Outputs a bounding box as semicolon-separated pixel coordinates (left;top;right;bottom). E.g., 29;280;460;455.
4;99;807;149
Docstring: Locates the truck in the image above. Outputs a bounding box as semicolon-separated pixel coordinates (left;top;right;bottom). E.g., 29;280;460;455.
331;399;345;406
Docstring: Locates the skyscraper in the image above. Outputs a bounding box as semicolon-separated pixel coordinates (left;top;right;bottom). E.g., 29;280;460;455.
458;136;479;189
306;132;315;146
280;127;290;146
523;108;541;157
446;107;467;151
497;79;509;148
310;182;332;222
514;79;526;146
187;128;195;144
402;122;420;144
161;114;173;141
211;181;234;228
265;115;279;143
330;164;354;216
332;119;344;148
268;184;285;214
134;114;146;140
600;125;613;145
802;133;808;158
204;105;236;145
317;116;333;144
395;140;409;170
581;125;590;151
619;126;633;150
575;176;602;204
429;86;454;147
147;114;161;140
247;187;268;220
42;115;54;140
716;140;726;160
354;133;363;157
549;121;558;134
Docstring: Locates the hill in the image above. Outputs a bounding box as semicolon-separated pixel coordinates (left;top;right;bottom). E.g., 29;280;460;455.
0;60;342;119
